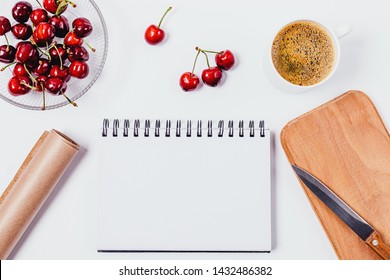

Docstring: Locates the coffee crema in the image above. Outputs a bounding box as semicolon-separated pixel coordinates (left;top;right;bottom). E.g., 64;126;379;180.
272;21;335;86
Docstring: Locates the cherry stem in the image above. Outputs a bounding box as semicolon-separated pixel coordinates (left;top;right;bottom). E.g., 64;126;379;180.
191;48;201;75
1;61;16;72
199;49;222;54
61;90;78;107
84;39;96;52
23;64;37;83
157;6;172;29
35;0;42;8
46;42;55;61
30;38;52;58
201;50;211;68
4;34;10;52
195;47;212;69
21;81;38;90
41;85;46;111
52;44;63;69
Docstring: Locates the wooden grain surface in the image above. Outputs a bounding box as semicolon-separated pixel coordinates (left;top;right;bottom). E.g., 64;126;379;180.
281;90;390;260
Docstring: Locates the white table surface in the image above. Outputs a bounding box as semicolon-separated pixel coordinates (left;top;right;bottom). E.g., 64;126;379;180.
0;0;389;260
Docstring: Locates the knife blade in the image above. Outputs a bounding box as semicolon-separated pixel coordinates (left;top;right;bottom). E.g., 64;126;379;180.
292;164;390;260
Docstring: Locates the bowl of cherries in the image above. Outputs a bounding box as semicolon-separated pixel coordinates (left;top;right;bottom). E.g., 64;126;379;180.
0;0;108;110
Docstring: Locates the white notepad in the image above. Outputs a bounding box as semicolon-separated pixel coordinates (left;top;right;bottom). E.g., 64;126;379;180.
98;119;271;252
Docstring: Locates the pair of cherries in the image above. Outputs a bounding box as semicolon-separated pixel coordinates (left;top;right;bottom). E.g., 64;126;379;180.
180;47;235;92
0;0;94;109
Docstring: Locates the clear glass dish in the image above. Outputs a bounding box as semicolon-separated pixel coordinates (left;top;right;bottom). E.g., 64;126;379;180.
0;0;108;110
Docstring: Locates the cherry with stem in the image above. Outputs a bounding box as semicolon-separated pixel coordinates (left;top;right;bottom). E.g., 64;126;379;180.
0;16;12;51
145;6;172;45
64;31;95;52
179;48;201;92
197;47;236;71
196;47;223;87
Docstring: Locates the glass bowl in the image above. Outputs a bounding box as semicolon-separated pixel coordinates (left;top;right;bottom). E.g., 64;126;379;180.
0;0;108;110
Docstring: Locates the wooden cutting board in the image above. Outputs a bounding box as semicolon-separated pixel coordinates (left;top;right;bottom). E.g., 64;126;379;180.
281;90;390;260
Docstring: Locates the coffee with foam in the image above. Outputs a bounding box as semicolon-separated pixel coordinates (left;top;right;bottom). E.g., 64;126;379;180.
272;21;335;86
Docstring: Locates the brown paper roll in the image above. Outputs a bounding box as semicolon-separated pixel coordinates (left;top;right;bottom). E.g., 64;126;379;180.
0;129;79;259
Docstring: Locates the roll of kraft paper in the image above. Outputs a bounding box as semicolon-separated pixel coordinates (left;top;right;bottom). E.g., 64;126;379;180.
0;130;79;259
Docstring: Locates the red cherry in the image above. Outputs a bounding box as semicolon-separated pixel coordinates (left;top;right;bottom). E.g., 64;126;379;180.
12;1;33;23
65;32;95;53
14;41;39;68
50;65;70;82
30;8;49;25
69;60;89;79
43;0;62;14
13;42;39;68
45;77;67;95
48;15;69;38
64;31;83;47
16;41;31;49
8;76;32;96
179;72;200;92
33;22;55;47
15;42;38;64
26;57;39;69
215;50;235;71
145;7;172;45
49;43;67;65
0;16;12;35
43;0;76;15
11;23;33;40
72;17;93;38
67;46;89;62
202;67;223;87
13;63;30;77
145;25;165;45
45;76;77;107
33;59;51;76
43;0;69;15
0;45;16;64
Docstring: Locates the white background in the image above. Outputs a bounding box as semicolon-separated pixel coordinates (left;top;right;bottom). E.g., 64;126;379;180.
0;0;389;260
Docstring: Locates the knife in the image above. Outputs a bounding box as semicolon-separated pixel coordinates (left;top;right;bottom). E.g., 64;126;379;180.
292;164;390;260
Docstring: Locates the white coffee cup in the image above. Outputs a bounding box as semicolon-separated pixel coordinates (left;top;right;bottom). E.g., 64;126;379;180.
263;19;352;93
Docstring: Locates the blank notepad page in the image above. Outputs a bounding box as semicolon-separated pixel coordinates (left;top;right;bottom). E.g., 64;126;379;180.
98;119;271;252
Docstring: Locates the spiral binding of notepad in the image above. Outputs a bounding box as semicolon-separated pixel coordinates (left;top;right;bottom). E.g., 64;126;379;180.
102;119;266;138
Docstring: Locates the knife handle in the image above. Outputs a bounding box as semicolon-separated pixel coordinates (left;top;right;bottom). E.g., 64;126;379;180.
366;231;390;260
